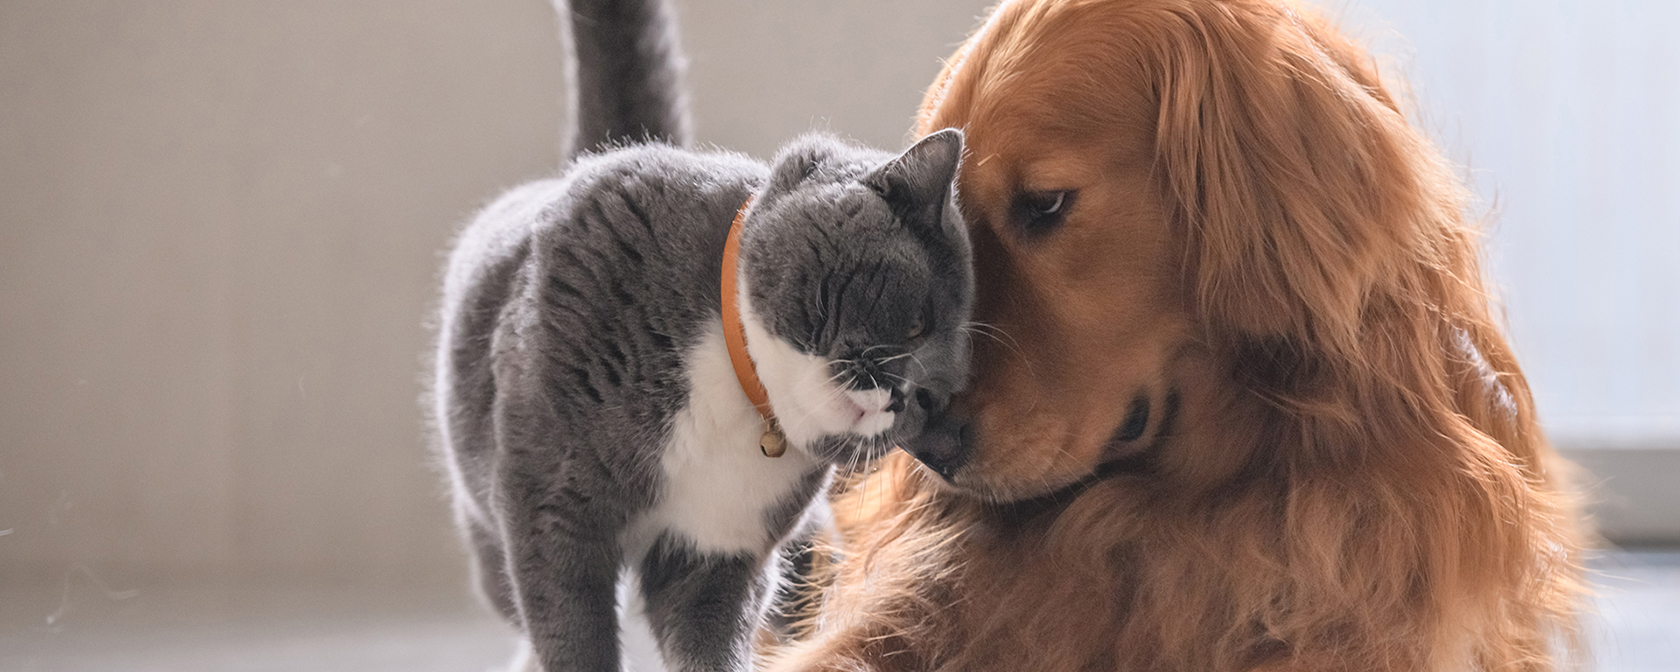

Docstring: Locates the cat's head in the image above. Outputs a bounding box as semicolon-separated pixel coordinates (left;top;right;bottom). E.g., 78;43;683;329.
737;129;972;465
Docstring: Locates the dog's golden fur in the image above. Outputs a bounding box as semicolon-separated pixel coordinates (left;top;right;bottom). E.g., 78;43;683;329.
767;1;1583;670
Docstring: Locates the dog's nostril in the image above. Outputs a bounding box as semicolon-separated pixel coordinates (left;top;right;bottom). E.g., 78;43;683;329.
903;415;972;480
915;388;935;411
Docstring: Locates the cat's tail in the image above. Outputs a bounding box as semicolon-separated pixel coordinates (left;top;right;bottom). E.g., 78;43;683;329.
558;0;692;160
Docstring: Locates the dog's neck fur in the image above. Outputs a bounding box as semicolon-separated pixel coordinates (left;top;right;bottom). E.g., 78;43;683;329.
814;292;1572;671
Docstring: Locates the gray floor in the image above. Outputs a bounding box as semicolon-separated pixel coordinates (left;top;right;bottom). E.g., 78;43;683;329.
0;581;519;672
3;551;1676;672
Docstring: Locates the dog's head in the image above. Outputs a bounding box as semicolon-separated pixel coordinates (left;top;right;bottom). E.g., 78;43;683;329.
903;0;1464;501
832;4;1578;665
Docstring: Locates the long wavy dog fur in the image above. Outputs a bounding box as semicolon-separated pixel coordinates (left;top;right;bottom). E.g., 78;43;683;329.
764;1;1586;671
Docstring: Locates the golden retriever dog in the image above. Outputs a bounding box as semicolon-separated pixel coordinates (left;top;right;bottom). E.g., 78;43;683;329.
768;0;1584;670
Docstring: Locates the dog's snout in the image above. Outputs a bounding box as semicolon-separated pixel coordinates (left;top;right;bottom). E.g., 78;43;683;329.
915;388;936;411
902;410;973;480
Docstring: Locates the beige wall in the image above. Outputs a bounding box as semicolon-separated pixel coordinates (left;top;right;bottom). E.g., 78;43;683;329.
0;0;987;587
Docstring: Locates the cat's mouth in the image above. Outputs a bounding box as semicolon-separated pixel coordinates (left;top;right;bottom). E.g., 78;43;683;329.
842;387;899;438
789;387;905;465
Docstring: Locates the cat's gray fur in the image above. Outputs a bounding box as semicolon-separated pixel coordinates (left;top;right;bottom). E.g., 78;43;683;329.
430;1;972;671
560;0;689;155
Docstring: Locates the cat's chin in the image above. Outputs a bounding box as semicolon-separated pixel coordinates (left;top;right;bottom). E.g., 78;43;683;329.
840;387;898;437
739;297;903;451
795;392;913;465
762;371;901;455
774;389;897;452
849;412;896;439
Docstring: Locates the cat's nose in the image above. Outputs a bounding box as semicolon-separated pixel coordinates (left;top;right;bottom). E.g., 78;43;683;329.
884;388;906;413
845;388;894;415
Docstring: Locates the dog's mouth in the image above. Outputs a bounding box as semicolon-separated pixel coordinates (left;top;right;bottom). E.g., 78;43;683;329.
928;389;1180;505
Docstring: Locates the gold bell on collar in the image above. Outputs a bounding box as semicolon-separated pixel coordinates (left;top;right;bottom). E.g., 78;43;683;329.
759;418;786;458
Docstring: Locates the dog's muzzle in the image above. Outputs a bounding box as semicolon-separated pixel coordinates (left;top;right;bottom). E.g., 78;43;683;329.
902;410;973;480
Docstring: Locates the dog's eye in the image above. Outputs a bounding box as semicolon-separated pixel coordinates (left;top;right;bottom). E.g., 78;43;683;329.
1028;191;1067;215
1013;190;1075;236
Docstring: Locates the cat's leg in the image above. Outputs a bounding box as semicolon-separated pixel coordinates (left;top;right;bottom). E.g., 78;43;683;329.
489;295;648;671
462;506;541;672
504;637;539;672
488;411;630;672
637;533;772;672
463;511;521;624
498;465;627;672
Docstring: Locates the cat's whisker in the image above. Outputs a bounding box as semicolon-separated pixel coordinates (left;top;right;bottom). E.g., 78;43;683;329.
812;375;857;415
822;367;856;388
961;322;1029;359
875;352;915;365
845;437;866;481
963;320;1014;340
960;321;1009;341
903;351;930;378
878;370;910;383
960;321;1042;384
959;323;1008;349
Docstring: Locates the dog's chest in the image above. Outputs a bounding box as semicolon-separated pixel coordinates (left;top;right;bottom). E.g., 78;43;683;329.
623;320;819;559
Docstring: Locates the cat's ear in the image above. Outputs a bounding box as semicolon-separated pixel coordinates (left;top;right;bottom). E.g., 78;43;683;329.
864;128;963;221
768;135;845;195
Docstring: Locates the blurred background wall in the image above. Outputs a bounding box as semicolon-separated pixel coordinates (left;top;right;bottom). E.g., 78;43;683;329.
0;0;991;589
1;0;1675;596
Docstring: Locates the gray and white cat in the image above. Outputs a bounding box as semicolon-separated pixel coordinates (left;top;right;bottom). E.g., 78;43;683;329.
430;1;973;671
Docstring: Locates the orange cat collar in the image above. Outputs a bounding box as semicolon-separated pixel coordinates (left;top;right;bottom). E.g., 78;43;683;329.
720;196;787;457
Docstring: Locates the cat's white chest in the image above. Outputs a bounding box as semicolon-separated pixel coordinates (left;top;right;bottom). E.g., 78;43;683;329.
624;319;821;558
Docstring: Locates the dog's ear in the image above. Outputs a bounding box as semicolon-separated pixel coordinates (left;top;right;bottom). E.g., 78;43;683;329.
1153;5;1436;365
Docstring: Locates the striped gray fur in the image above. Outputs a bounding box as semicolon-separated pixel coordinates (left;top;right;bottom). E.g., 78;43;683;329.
431;3;972;671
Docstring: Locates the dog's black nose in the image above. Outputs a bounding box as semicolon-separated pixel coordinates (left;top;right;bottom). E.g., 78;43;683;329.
902;411;972;480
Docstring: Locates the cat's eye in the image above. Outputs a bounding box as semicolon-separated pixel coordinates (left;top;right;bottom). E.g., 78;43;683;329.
1012;189;1075;237
906;319;925;340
